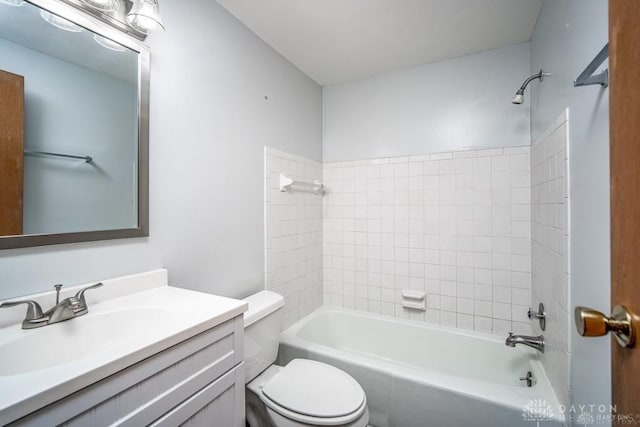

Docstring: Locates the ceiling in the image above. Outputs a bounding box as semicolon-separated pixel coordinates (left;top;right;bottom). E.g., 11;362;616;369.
216;0;543;86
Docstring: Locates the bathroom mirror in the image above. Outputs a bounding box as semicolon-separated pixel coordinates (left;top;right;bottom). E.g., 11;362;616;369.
0;0;149;249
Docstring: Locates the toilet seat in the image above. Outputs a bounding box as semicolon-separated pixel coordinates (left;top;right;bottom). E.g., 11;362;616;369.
259;359;367;426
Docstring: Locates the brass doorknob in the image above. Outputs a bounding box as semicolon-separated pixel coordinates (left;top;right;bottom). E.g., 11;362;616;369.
574;305;635;348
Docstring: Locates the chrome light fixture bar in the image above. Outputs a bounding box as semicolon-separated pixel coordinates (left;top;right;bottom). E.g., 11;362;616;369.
78;0;118;13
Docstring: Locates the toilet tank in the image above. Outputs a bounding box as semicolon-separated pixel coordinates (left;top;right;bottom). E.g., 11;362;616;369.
243;290;285;383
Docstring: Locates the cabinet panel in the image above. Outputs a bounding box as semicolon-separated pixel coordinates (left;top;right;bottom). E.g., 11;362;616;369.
151;363;245;427
12;316;244;426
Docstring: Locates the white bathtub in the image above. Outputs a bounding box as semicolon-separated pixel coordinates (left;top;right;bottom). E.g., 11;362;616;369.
278;307;565;427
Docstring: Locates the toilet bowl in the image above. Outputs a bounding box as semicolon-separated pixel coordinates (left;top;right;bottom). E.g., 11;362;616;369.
243;291;369;427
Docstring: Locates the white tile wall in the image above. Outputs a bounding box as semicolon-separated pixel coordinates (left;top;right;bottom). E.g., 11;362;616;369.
264;147;323;328
323;146;532;336
530;110;570;409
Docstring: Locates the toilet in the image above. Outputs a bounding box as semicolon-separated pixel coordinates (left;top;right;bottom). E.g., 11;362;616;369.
243;291;369;427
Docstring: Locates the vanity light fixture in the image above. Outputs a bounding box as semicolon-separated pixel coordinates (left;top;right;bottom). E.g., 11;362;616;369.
93;33;126;51
40;9;83;32
78;0;119;13
126;0;164;34
0;0;25;6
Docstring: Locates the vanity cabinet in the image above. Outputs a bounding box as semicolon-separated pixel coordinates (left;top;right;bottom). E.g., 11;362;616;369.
10;315;245;427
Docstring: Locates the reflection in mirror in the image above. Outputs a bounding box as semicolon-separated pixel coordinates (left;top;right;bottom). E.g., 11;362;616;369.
0;0;149;248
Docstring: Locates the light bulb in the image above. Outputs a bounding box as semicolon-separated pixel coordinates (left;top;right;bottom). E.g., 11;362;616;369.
40;10;83;32
0;0;25;6
93;34;126;52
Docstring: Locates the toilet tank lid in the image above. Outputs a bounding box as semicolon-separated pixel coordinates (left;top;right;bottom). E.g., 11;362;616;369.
243;290;284;327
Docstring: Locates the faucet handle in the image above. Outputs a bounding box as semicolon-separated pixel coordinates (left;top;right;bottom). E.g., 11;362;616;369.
528;303;546;331
0;300;44;320
0;300;48;329
73;282;103;314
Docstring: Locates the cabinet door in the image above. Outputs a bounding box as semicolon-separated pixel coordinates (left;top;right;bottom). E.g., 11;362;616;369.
151;363;245;427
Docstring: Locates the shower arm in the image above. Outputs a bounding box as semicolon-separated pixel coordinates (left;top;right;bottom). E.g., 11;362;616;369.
516;69;549;94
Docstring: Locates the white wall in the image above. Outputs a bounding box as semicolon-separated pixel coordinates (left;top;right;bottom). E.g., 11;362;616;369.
0;37;137;235
323;43;530;162
529;0;610;421
323;147;532;336
0;0;322;301
264;148;323;328
530;111;570;410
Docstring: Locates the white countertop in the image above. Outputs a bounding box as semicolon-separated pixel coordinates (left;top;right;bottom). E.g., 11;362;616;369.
0;270;247;425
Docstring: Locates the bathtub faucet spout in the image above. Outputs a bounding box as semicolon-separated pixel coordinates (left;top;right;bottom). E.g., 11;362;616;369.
505;332;545;353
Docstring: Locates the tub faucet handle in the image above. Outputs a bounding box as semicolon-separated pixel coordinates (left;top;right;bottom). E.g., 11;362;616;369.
528;303;546;331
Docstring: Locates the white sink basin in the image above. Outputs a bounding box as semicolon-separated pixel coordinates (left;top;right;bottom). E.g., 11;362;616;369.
0;308;169;376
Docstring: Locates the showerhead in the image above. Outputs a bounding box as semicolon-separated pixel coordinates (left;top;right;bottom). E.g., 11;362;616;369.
511;91;524;105
512;69;549;105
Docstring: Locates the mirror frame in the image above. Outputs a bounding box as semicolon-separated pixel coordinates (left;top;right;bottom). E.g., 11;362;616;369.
0;0;149;250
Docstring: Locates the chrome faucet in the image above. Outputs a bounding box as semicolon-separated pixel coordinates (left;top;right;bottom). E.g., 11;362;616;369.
505;332;545;353
0;283;103;329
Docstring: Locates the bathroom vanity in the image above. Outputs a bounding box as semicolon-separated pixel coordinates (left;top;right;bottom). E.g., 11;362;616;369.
0;270;247;426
